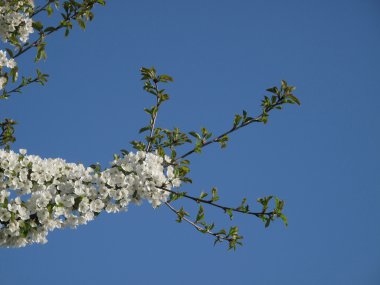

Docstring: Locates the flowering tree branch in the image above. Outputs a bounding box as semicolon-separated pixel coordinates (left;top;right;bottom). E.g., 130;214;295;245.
0;0;105;149
131;68;295;247
14;0;105;59
0;1;300;250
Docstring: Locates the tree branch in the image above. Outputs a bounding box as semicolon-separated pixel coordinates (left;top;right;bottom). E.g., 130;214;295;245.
159;186;273;218
176;100;286;161
164;202;235;244
14;1;97;59
146;81;161;152
30;1;51;18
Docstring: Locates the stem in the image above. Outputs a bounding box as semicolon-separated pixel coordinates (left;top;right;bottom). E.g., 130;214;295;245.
5;77;39;95
176;100;285;161
164;202;232;242
31;1;51;17
146;81;161;152
159;186;273;218
14;25;62;59
14;1;93;59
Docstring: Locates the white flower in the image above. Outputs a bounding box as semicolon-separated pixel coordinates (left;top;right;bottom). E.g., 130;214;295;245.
0;76;6;90
18;206;30;220
105;204;119;213
78;198;90;213
89;199;104;212
62;195;75;208
36;210;49;223
7;221;20;234
0;50;17;71
6;58;16;68
0;209;11;222
0;3;34;43
0;190;10;204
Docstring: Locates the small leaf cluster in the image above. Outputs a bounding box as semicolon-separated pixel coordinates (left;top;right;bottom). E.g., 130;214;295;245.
170;202;243;250
188;127;213;153
257;196;288;227
139;67;173;151
1;69;48;99
27;0;106;60
60;0;106;36
260;80;300;124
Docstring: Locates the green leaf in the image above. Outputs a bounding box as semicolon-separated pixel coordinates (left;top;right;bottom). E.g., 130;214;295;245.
5;48;13;58
266;86;279;95
287;94;301;105
233;114;242;127
225;209;233;220
46;4;53;16
279;213;288;227
196;205;205;223
32;21;44;31
159;74;173;82
211;187;219;202
35;43;47;62
139;126;151;133
218;135;229;149
77;18;86;30
281;80;287;90
189;131;200;140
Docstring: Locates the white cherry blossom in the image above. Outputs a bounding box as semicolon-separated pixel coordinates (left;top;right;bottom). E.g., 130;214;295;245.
0;148;180;247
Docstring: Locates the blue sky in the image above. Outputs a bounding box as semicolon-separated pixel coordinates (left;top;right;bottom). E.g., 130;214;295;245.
1;0;379;284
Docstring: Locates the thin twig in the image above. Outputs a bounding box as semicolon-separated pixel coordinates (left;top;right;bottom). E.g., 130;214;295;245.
159;186;272;218
5;78;39;95
31;2;51;17
14;1;93;59
175;101;284;161
164;202;230;242
145;81;161;152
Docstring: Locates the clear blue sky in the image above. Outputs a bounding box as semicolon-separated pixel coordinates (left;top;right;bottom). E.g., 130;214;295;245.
1;0;379;284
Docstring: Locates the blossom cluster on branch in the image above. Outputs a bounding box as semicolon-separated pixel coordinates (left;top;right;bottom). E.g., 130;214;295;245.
0;1;300;250
0;0;34;44
0;50;16;69
0;149;181;247
0;0;35;90
0;50;17;89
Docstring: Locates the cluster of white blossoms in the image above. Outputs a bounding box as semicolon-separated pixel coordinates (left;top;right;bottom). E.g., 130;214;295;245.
0;0;34;43
0;50;16;69
0;149;181;247
0;49;17;89
0;0;34;90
